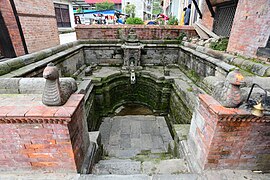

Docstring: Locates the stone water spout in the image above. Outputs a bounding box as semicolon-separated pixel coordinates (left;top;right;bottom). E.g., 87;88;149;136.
121;28;144;70
42;63;77;106
130;69;136;84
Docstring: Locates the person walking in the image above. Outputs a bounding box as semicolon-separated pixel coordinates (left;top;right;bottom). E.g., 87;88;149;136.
184;4;191;25
180;7;187;25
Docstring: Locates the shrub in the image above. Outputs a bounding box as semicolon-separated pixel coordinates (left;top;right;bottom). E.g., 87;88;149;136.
168;16;178;25
126;17;144;24
210;38;229;51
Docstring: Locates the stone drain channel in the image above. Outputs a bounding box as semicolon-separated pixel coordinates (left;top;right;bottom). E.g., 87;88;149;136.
91;115;189;176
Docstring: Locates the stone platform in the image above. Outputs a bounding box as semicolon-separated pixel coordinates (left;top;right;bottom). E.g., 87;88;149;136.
98;115;173;158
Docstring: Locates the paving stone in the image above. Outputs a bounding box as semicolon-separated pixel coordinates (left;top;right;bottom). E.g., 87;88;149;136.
131;120;141;138
115;149;140;158
120;134;131;149
131;138;141;149
121;119;131;134
99;118;112;146
92;159;141;175
80;174;150;180
141;120;154;134
152;174;200;180
141;134;152;151
142;159;189;175
100;115;173;158
151;121;161;136
152;135;166;152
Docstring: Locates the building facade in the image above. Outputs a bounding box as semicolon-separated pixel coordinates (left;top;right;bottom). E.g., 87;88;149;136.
198;0;270;59
0;0;60;58
122;0;153;20
85;0;122;11
54;0;76;29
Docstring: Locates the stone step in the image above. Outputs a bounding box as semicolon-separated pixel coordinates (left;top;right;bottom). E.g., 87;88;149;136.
142;159;189;175
193;24;209;40
92;159;141;175
92;158;189;175
79;174;200;180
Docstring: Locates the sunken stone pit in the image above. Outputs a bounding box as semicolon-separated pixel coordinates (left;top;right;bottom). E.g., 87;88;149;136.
0;29;269;175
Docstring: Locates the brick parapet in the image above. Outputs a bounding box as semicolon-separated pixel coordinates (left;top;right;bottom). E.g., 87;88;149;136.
189;94;270;171
0;94;88;172
75;24;197;40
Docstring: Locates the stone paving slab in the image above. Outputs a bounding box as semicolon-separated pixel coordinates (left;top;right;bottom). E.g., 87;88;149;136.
142;159;189;175
99;115;173;158
80;174;149;180
92;159;141;175
152;174;200;180
0;172;79;180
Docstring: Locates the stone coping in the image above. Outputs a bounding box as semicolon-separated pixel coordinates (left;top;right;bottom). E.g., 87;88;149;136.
183;41;270;77
181;45;235;73
2;39;266;79
199;94;270;122
0;94;84;124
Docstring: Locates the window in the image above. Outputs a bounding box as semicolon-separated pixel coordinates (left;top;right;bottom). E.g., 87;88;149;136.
54;3;71;27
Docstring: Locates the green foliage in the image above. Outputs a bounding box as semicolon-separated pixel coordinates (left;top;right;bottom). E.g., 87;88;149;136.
156;18;165;25
95;1;114;10
168;16;178;25
176;32;186;41
125;4;136;17
152;0;162;15
210;38;229;51
126;17;144;24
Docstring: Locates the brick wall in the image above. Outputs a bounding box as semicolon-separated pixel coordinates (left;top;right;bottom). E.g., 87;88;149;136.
189;94;270;171
0;0;25;56
227;0;270;58
0;0;60;56
13;0;60;53
0;94;89;172
0;123;76;171
198;0;215;31
76;25;197;40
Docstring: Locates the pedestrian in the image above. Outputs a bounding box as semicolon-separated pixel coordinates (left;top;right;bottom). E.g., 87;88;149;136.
180;7;187;26
184;4;191;25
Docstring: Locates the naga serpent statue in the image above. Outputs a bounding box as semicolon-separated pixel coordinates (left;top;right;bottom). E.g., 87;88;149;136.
42;62;77;106
213;68;245;108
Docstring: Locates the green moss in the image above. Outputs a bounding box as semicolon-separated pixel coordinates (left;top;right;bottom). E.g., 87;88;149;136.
186;87;193;92
131;152;174;163
237;55;266;64
210;38;229;51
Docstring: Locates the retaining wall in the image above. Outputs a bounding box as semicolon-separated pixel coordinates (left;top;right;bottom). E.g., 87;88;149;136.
188;94;270;171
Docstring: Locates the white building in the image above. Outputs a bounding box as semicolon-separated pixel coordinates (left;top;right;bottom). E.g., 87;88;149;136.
53;0;76;29
161;0;203;25
122;0;153;20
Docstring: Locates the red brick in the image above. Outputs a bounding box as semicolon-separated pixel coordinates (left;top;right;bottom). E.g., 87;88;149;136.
31;162;58;167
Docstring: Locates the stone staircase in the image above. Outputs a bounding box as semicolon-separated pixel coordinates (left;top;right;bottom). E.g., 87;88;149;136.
79;115;198;179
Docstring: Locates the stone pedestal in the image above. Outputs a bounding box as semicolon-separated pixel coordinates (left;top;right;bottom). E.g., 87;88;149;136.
188;94;270;171
0;94;89;173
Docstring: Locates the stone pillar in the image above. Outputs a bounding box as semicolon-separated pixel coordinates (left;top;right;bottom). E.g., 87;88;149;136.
188;94;270;171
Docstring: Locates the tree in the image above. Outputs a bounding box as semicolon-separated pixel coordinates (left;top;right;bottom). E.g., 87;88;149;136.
152;0;162;15
125;4;136;18
95;0;114;10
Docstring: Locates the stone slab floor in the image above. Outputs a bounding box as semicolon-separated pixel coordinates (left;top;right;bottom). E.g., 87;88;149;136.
99;115;173;158
92;115;190;176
